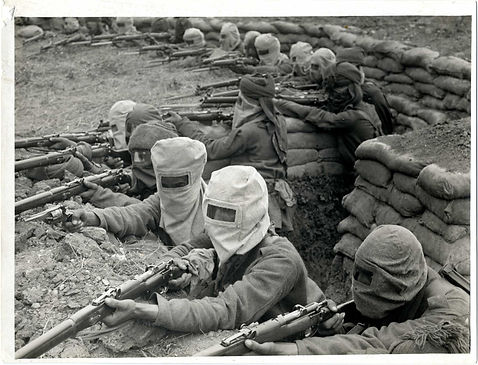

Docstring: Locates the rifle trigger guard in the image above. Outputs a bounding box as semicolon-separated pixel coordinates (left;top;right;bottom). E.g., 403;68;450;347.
92;287;119;306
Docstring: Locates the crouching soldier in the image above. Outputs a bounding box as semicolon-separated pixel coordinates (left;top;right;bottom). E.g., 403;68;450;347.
100;165;327;334
245;225;470;355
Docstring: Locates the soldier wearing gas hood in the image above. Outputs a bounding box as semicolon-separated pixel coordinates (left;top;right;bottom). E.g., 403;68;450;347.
65;137;207;247
99;165;326;333
245;225;470;355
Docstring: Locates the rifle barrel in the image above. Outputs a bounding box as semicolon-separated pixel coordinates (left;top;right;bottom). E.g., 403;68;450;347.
15;149;74;172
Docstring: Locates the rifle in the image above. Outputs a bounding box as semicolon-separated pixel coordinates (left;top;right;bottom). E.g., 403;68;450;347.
15;260;185;359
15;169;131;215
144;47;212;68
15;122;110;149
439;263;470;294
191;58;259;73
90;144;132;167
15;147;86;172
68;32;171;47
164;78;242;101
39;33;88;51
20;204;72;224
195;299;354;356
159;110;233;124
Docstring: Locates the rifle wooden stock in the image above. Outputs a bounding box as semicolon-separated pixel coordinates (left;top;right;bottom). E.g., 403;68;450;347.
15;261;183;359
15;169;130;215
195;300;354;356
15;132;108;149
15;148;76;172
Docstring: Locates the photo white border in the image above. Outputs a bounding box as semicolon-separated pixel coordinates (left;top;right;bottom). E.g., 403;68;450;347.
1;1;476;364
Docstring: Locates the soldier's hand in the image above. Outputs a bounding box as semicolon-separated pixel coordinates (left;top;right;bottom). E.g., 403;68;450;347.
49;137;77;150
102;298;136;326
164;111;183;125
63;209;99;232
168;258;192;290
79;180;100;202
244;340;298;355
104;156;124;169
316;299;345;336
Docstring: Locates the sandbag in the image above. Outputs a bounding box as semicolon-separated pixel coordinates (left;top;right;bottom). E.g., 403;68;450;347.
429;56;471;80
425;256;442;272
420;209;469;243
414;109;447;125
404;67;435;84
458;97;471;113
288;132;337;150
389;185;424;217
321;24;344;37
377;57;404;73
400;47;439;69
420;96;446;111
383;83;420;98
302;23;326;38
285;117;317;133
355;138;427;177
16;25;44;38
415;185;470;225
205;32;220;42
316;161;345;175
417;164;470;200
333;32;358;47
288;162;320;179
333;233;363;260
189;18;213;33
374;200;403;225
317;148;342;162
277;33;314;46
383;73;413;84
208;18;224;32
442;93;462;110
354;159;392;187
238;21;277;34
396;113;429;129
363;55;378;67
433;76;471;96
203;159;230;181
414;82;446;99
393;172;418;196
386;94;421;116
354;36;380;52
271;21;303;34
355;177;390;203
372;40;408;61
287;149;319;166
314;37;335;50
445;236;470;275
337;215;370;240
342;188;377;227
362;66;387;80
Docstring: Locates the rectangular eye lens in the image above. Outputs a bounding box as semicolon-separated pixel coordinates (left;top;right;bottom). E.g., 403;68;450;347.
257;49;269;56
206;204;236;222
311;64;320;70
161;175;189;188
133;150;151;164
353;266;373;286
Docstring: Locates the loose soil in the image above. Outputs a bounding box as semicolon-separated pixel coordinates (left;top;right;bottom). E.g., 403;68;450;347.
12;16;471;358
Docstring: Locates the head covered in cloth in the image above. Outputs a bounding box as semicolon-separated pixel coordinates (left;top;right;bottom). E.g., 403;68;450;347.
128;121;179;190
183;27;206;48
254;33;281;66
203;165;270;265
151;137;207;245
234;75;287;165
310;48;336;83
219;22;241;52
244;30;261;59
336;47;366;83
289;41;313;76
108;100;137;149
325;62;363;113
125;103;163;144
353;225;428;319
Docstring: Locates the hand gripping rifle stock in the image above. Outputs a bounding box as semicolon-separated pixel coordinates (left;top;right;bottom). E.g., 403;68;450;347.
194;299;354;356
15;169;131;215
15;260;185;359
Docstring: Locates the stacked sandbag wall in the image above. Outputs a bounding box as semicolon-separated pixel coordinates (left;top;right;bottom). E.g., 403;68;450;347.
186;18;471;130
333;133;470;282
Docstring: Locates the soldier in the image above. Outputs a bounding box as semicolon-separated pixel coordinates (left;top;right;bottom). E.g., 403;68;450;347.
182;28;206;48
244;30;261;60
309;48;336;87
106;100;136;150
167;74;296;233
65;137;208;247
289;41;313;78
245;225;470;355
99;165;327;334
219;22;244;54
275;62;382;169
174;17;192;44
336;47;394;134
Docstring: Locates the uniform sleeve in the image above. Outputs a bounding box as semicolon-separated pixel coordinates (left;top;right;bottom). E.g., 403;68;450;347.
153;247;302;332
174;118;249;160
88;185;141;208
162;233;213;259
92;193;161;238
296;288;470;355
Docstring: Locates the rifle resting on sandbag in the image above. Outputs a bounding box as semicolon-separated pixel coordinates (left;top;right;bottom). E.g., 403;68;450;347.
195;299;354;356
144;47;213;68
15;260;185;359
15;169;131;215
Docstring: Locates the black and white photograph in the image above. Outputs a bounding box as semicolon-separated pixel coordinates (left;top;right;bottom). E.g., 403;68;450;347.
1;0;475;363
